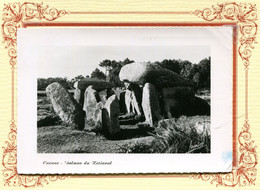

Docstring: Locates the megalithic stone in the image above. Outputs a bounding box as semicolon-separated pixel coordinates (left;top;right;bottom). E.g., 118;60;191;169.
46;82;85;130
124;82;143;115
74;88;84;108
142;83;160;127
102;95;120;136
119;62;194;89
83;86;101;121
119;91;127;114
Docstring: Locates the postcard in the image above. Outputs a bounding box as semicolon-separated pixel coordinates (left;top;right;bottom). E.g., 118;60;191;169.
17;26;233;174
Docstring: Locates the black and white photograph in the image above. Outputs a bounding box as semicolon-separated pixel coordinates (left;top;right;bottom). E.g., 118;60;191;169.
17;27;232;174
37;46;211;154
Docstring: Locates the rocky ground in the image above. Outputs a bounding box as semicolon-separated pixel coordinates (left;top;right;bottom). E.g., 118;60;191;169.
37;90;210;154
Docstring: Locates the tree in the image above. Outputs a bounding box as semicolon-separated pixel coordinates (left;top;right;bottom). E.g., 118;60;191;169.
193;72;201;87
99;59;114;76
37;77;73;90
197;57;210;88
179;60;193;79
90;68;106;80
153;57;210;89
99;58;134;86
157;59;181;74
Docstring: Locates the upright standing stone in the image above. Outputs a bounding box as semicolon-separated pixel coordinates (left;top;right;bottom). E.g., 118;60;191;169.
106;88;115;99
93;102;104;123
102;95;120;136
85;102;104;132
119;91;127;114
46;82;84;130
74;88;84;108
125;89;133;114
130;83;143;115
83;86;101;120
124;83;143;115
142;83;160;126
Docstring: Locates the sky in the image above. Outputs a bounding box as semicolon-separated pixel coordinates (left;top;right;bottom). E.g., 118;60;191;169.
37;45;210;79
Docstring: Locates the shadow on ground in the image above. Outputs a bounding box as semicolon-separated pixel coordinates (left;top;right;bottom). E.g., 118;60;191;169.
112;124;154;140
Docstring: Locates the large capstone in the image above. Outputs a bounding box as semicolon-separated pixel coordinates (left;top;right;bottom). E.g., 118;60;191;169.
74;78;113;91
119;62;194;88
46;82;85;130
142;83;160;126
83;86;101;121
102;95;120;136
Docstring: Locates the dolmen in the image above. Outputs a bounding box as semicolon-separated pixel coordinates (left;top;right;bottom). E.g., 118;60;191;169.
46;62;210;137
119;62;210;126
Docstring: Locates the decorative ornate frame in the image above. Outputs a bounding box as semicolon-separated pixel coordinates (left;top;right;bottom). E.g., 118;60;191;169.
1;2;257;188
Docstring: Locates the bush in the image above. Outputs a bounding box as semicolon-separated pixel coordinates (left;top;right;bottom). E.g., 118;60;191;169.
37;77;73;90
151;116;210;153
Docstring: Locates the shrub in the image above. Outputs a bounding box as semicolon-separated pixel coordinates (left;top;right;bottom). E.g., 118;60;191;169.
152;116;210;153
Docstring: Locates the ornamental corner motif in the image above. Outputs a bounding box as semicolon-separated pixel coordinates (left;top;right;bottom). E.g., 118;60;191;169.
2;2;69;68
192;2;257;69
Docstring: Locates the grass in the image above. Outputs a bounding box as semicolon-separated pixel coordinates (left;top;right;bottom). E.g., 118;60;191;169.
151;115;210;153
